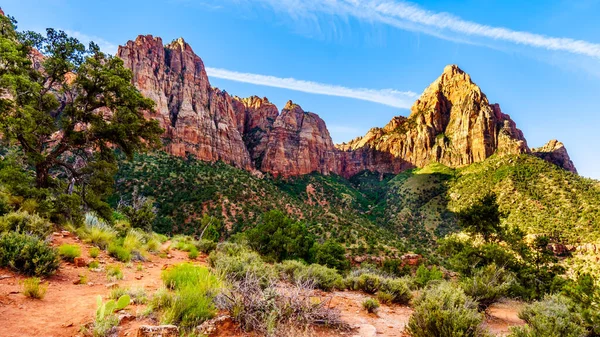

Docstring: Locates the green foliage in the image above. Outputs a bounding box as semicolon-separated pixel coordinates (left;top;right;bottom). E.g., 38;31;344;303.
106;265;123;281
562;273;600;335
188;246;199;259
107;242;131;262
209;242;277;285
22;277;47;299
346;272;383;294
278;260;344;291
0;18;163;222
509;295;586;337
311;239;350;271
457;194;502;242
461;264;515;310
414;265;443;288
110;287;147;305
120;191;156;232
0;211;53;238
362;298;380;313
93;294;130;337
58;244;81;262
345;270;412;304
0;231;59;276
196;239;217;254
379;278;412;305
89;247;100;258
160;285;217;330
161;263;220;292
244;210;314;262
407;282;488;337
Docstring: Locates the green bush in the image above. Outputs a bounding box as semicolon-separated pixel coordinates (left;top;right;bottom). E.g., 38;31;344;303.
106;265;123;281
110;287;147;305
188;246;199;260
414;265;443;288
0;211;54;238
58;244;81;262
209;243;277;285
160;285;217;330
108;243;131;262
90;247;100;258
278;260;344;291
0;232;60;276
461;264;514;310
346;273;383;294
311;240;350;271
22;277;47;299
509;295;586;337
407;282;487;337
196;239;217;254
362;298;380;313
379;278;412;305
161;263;220;293
79;224;117;250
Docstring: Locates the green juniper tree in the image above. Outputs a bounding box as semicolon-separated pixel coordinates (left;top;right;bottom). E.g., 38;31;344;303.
0;14;163;221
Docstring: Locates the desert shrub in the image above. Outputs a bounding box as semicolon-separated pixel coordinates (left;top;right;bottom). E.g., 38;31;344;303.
22;277;47;299
461;264;515;310
362;298;380;313
58;244;81;262
107;242;131;262
106;265;123;281
90;247;100;258
149;264;221;332
414;265;443;288
209;243;277;285
88;260;100;270
285;261;344;291
0;211;54;238
277;260;306;280
215;271;346;336
407;282;487;337
188;246;199;259
0;232;60;276
379;278;412;305
161;263;220;293
311;240;350;271
196;239;217;254
346;273;383;294
561;273;600;334
509;295;586;337
244;210;315;262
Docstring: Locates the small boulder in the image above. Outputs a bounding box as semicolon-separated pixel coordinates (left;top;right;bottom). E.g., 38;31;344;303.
137;325;179;337
196;315;232;336
74;257;87;268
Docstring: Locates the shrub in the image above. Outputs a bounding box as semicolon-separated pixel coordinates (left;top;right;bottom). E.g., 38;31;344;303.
78;273;88;285
80;225;117;249
461;264;514;310
108;243;131;262
414;265;443;288
215;271;346;336
346;273;383;294
22;277;47;299
106;265;123;281
160;285;217;330
58;244;81;262
362;298;380;313
89;247;100;258
0;232;60;276
110;287;148;305
407;282;487;337
188;246;199;260
209;243;277;285
161;263;220;293
311;240;350;271
0;211;53;238
88;260;100;270
379;278;412;305
509;295;587;337
196;239;217;254
281;261;344;291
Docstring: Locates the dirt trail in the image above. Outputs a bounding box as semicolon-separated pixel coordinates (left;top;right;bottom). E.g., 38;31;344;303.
0;235;525;337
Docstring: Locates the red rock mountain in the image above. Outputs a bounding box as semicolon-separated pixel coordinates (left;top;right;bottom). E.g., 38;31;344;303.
117;36;576;178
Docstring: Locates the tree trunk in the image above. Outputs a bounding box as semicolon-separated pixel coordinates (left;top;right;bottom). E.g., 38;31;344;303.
35;162;50;189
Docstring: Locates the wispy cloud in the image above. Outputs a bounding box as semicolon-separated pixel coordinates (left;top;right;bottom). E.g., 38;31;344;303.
65;30;118;55
240;0;600;59
206;67;418;108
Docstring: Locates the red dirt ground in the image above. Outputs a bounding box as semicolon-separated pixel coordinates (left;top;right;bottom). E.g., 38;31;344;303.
0;234;525;337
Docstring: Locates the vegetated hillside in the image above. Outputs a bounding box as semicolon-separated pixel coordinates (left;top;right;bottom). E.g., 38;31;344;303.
112;152;404;257
447;154;600;243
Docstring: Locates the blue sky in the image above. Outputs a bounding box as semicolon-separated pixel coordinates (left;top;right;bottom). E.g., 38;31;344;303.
2;0;600;179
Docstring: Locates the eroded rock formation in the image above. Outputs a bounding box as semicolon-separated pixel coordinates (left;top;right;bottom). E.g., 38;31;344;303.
533;139;577;174
117;36;576;178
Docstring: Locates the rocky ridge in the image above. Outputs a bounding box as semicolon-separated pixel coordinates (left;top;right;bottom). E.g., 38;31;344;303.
117;36;576;178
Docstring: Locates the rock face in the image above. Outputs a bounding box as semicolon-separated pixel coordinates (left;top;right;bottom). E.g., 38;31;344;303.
336;65;529;173
117;37;576;178
533;140;577;173
117;36;253;170
261;101;339;177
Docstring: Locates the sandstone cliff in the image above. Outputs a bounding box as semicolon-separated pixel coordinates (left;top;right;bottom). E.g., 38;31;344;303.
533;139;577;174
117;36;253;170
117;36;576;178
336;65;529;172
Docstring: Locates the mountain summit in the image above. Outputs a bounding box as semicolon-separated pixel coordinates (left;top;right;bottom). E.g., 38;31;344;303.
117;36;576;177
